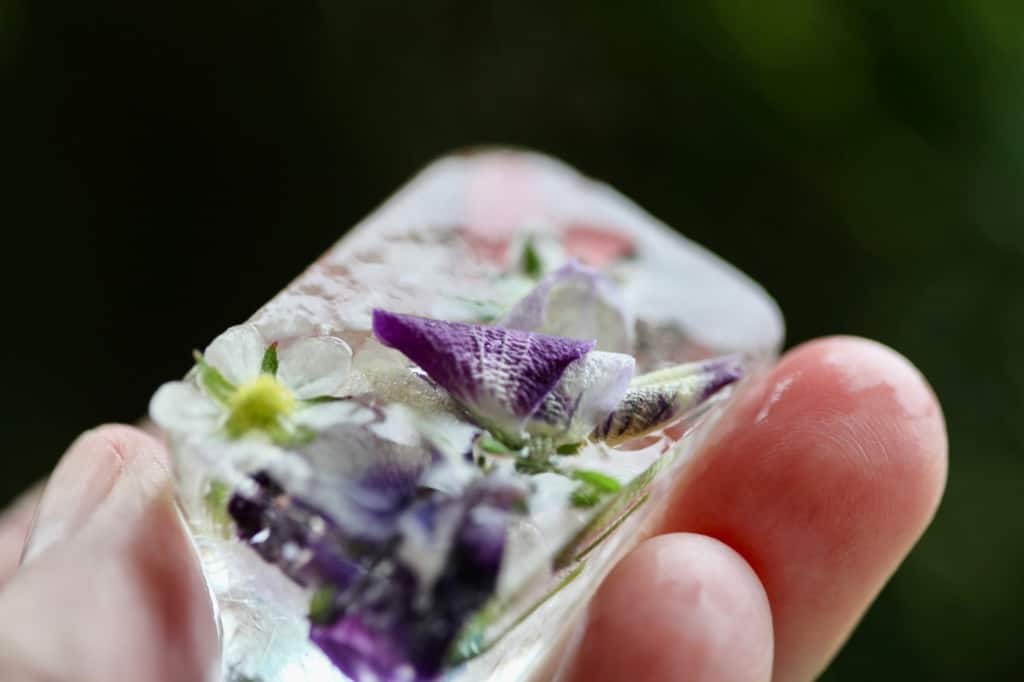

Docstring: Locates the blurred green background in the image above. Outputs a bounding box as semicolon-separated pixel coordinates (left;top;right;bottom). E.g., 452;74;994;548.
2;1;1020;679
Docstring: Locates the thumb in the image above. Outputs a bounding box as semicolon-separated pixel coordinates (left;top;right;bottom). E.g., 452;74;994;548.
0;425;219;682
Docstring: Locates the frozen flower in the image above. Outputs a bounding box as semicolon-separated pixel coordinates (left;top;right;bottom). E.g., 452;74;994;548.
528;348;635;444
309;475;527;681
150;324;353;444
500;260;634;353
592;355;743;445
228;471;366;589
372;310;593;442
228;469;527;682
372;310;635;447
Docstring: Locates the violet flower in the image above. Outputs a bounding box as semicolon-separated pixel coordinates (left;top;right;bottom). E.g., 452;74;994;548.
372;309;639;446
227;471;366;590
311;476;526;681
295;399;436;545
372;309;594;442
311;475;524;675
227;464;527;681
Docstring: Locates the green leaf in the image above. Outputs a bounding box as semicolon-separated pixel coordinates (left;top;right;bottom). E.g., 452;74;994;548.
556;442;583;455
303;395;341;404
521;238;543;279
203;479;233;537
570;484;602;508
571;469;621;492
478;433;513;454
308;585;338;625
261;343;279;375
193;351;236;404
515;455;554;475
448;608;491;665
570;471;621;508
555;450;670;568
505;435;569;474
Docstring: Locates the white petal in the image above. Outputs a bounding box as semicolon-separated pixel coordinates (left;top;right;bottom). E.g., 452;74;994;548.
149;381;222;435
295;400;352;431
277;336;352;399
192;439;314;492
500;261;634;353
529;350;635;443
204;324;266;385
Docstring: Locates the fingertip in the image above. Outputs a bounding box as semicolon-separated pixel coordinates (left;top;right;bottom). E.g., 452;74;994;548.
0;425;216;682
663;336;947;682
74;423;170;473
764;336;948;547
566;533;773;682
20;424;170;565
800;335;948;515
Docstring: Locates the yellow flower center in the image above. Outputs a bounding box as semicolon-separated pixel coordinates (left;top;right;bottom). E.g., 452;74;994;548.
226;374;296;437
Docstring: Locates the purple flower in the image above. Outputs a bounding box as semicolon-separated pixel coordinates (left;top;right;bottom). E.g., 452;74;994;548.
296;401;435;544
500;260;634;353
310;610;415;681
227;461;526;680
592;356;744;445
228;472;365;590
309;476;528;681
373;309;593;441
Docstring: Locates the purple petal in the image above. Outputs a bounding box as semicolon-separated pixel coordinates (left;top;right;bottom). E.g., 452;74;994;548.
450;476;525;572
311;612;417;682
698;356;745;401
500;260;634;353
310;476;527;680
227;472;364;589
226;463;524;679
296;398;436;543
592;355;744;445
373;309;593;440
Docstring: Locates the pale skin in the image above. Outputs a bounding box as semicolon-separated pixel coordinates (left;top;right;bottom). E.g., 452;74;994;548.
0;336;947;682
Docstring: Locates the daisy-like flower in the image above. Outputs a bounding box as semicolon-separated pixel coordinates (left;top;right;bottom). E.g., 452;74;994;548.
150;324;354;444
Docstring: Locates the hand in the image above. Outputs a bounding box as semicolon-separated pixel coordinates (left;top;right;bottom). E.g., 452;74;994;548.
0;337;946;682
562;337;946;682
0;426;217;682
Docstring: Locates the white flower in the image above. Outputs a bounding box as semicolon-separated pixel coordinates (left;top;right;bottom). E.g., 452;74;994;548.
151;324;354;444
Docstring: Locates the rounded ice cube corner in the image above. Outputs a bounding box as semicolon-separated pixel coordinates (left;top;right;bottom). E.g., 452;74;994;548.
150;149;784;682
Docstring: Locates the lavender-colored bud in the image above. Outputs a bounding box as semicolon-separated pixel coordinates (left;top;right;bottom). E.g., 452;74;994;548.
592;355;743;445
